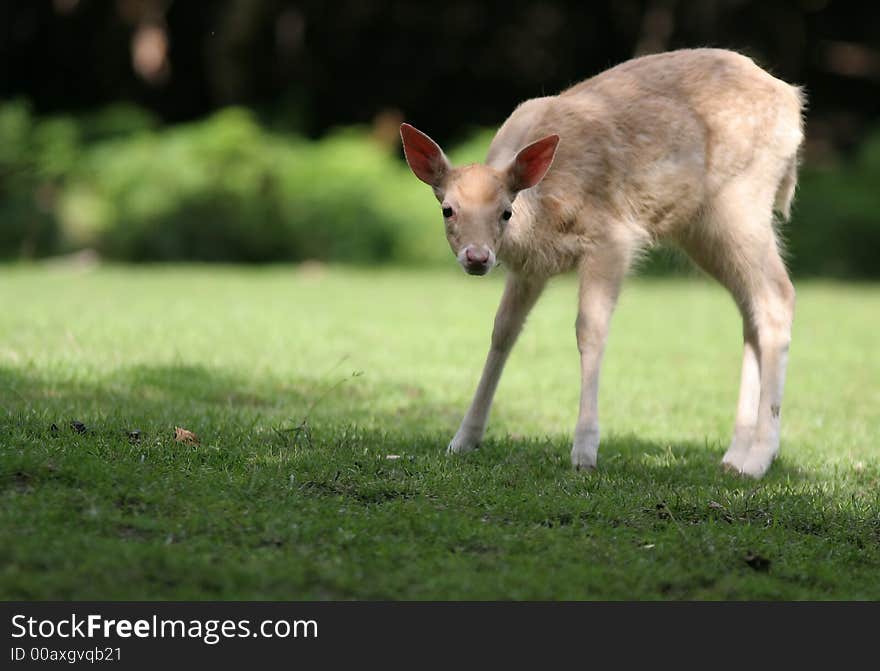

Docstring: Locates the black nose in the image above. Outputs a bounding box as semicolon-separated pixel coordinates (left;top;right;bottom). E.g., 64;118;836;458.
465;263;489;276
465;247;489;264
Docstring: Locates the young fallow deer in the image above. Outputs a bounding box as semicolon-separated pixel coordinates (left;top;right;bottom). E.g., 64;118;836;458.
400;48;804;479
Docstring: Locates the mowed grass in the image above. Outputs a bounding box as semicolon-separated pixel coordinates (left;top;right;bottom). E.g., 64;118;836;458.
1;263;878;600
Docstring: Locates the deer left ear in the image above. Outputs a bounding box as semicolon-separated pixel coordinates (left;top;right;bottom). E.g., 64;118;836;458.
507;134;560;192
400;123;451;188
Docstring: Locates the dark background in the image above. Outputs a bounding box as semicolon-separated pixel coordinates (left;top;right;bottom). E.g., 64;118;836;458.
4;0;880;150
1;0;879;273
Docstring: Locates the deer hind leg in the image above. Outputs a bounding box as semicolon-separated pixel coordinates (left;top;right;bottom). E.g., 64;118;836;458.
740;247;795;478
680;180;795;479
721;254;794;478
723;320;761;471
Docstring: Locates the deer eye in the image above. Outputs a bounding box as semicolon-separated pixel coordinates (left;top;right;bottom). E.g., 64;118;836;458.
502;209;512;221
442;206;454;218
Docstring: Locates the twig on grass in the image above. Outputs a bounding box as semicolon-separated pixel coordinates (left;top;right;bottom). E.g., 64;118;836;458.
273;357;363;449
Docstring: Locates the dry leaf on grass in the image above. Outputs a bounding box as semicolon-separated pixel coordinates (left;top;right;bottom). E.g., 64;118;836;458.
174;427;200;445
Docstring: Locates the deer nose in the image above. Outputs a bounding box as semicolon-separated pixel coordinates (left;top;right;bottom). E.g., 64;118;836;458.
465;247;489;264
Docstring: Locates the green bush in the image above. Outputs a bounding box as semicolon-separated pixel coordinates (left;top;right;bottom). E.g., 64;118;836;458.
787;143;880;278
0;100;68;257
56;108;450;263
0;99;878;276
63;109;294;261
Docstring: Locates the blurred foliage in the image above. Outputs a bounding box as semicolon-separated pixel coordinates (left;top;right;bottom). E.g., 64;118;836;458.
0;100;449;264
792;147;880;278
0;99;878;276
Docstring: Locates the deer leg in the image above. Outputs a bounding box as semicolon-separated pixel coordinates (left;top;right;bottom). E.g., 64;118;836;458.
681;176;795;479
740;250;795;478
571;250;626;470
447;272;545;454
722;319;761;471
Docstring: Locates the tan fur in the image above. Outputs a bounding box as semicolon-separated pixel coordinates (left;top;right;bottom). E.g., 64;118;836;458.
488;49;803;277
405;49;804;479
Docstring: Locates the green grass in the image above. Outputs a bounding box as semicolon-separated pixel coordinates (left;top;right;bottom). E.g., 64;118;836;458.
1;263;878;600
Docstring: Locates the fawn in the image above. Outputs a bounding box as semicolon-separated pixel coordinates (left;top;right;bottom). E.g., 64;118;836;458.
400;48;804;479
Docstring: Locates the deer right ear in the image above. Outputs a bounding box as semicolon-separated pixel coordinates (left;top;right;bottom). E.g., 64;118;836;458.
400;123;451;188
507;134;560;192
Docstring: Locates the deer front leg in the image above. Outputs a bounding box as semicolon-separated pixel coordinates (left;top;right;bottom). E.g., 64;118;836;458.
571;257;624;471
447;272;546;454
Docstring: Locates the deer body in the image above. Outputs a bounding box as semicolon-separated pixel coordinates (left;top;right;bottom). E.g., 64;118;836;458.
400;49;804;479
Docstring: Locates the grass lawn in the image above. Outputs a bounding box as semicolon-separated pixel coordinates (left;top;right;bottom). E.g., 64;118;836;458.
1;263;878;600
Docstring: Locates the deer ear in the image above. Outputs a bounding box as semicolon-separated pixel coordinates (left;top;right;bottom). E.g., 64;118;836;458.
508;134;560;192
400;123;451;187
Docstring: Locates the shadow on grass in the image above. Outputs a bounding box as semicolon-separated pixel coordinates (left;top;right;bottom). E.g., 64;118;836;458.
461;432;812;494
2;362;305;411
0;362;818;488
0;364;860;506
3;361;879;602
0;360;423;428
